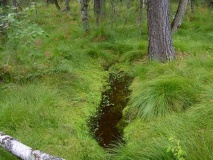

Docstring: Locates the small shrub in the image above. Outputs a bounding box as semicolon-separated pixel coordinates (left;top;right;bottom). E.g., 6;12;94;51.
167;137;186;160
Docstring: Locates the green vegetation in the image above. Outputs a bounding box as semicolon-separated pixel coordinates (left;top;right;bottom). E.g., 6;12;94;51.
0;1;213;160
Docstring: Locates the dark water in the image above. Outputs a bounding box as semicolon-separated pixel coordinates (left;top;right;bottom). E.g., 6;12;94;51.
90;72;132;148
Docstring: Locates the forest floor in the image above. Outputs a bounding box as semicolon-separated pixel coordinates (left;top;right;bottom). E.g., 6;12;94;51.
0;2;213;160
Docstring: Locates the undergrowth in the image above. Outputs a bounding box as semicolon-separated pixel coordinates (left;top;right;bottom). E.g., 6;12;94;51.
0;1;212;160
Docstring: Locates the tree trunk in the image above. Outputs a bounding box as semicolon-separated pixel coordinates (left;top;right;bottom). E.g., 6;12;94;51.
190;0;194;13
1;0;8;8
80;0;89;31
139;0;143;37
110;0;118;17
147;0;175;62
109;0;119;27
94;0;101;25
0;132;65;160
94;0;105;26
64;0;70;11
54;0;61;10
127;0;130;9
100;0;105;19
46;0;61;10
13;0;17;13
143;0;147;8
171;0;188;32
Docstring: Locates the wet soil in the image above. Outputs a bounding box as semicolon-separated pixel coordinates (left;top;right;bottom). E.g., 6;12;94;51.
90;72;132;148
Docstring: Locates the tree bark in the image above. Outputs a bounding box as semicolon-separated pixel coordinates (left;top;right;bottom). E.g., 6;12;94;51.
13;0;17;13
54;0;61;10
147;0;175;62
110;0;119;17
94;0;105;26
1;0;8;8
46;0;61;10
139;0;143;37
80;0;89;31
94;0;101;25
143;0;147;8
190;0;194;13
127;0;130;9
0;132;65;160
171;0;188;32
64;0;70;11
100;0;105;19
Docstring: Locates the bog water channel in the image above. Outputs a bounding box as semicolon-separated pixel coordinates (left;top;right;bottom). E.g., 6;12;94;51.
90;72;132;148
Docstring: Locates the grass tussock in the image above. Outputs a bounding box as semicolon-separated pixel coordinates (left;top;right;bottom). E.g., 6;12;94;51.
129;75;198;120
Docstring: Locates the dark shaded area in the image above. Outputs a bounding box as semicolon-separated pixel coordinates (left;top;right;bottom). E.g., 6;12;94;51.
46;0;61;10
90;72;132;148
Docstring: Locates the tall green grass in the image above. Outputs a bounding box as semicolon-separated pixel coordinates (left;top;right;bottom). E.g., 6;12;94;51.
0;1;212;160
115;55;213;159
129;75;198;120
114;102;213;160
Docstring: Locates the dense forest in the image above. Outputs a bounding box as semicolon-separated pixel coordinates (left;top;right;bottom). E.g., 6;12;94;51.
0;0;213;159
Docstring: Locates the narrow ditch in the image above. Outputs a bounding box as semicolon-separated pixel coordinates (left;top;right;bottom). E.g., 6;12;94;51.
90;71;132;148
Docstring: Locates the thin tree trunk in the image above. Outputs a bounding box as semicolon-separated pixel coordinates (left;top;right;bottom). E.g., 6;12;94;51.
17;1;23;11
80;0;89;31
171;0;188;32
190;0;194;13
54;0;61;10
13;0;17;13
94;0;105;26
147;0;175;62
64;0;70;11
142;0;147;8
34;1;38;22
2;0;8;8
0;132;65;160
127;0;130;9
139;0;143;37
110;0;119;17
109;0;115;27
94;0;101;26
46;0;49;6
109;0;120;26
46;0;61;10
100;0;105;19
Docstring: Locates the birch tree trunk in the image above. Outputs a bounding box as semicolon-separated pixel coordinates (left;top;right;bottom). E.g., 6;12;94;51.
171;0;188;32
147;0;175;62
0;132;65;160
80;0;89;31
